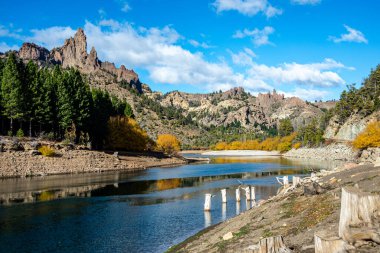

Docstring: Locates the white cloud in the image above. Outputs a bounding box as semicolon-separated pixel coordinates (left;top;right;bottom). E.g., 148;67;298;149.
0;25;22;39
188;39;213;49
247;58;348;87
213;0;282;18
28;26;76;49
121;3;131;12
291;0;321;5
329;25;368;44
230;48;257;66
233;26;274;47
21;20;349;101
0;42;19;52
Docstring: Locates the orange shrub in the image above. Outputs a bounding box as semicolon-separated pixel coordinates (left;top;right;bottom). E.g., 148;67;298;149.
156;134;181;154
38;146;55;157
352;121;380;149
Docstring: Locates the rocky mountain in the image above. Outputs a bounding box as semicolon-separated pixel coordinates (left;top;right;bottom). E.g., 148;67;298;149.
1;28;326;147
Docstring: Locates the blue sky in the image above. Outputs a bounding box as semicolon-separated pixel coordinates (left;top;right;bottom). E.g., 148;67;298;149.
1;0;379;101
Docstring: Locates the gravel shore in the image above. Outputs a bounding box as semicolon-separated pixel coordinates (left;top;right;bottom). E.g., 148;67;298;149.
0;150;186;179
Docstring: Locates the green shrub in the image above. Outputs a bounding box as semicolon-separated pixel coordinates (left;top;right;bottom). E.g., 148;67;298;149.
38;146;55;157
16;129;24;137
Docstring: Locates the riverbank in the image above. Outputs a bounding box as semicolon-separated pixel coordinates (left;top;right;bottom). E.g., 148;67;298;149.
167;161;380;253
0;149;187;179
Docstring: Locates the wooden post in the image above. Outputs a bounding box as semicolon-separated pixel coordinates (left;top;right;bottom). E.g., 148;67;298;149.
292;176;301;187
236;188;241;202
283;176;289;188
245;186;251;200
221;189;227;203
204;193;212;211
338;186;380;244
315;230;348;253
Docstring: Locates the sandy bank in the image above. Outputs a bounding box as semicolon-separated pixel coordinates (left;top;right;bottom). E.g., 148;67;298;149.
201;150;281;156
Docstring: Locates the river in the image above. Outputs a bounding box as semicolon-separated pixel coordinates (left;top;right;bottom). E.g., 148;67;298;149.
0;156;341;253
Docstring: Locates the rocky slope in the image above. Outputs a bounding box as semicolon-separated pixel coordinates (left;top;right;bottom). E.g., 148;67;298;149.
1;28;325;146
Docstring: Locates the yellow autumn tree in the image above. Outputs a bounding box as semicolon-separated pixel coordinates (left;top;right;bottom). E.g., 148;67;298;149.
352;121;380;149
215;142;228;150
106;116;151;151
156;134;181;154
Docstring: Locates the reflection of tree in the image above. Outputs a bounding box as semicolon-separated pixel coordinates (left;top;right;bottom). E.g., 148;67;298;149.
156;178;181;191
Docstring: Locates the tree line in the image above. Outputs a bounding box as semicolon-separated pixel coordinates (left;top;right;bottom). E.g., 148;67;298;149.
335;65;380;123
0;52;134;149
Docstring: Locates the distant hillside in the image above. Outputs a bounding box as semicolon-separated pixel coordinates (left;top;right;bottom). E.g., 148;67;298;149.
1;28;326;148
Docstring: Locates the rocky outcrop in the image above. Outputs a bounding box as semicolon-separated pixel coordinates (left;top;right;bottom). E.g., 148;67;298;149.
324;111;380;141
17;28;139;85
18;43;50;62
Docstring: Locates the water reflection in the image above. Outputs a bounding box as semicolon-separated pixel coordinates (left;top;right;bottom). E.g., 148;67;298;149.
236;201;241;215
204;211;211;228
222;203;227;221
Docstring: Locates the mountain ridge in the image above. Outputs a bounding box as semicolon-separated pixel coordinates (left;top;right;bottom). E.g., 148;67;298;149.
1;28;328;147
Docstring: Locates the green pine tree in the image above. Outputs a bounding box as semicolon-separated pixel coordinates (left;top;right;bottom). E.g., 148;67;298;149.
1;53;25;133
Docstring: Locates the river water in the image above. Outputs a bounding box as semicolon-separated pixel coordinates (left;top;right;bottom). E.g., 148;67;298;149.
0;156;341;253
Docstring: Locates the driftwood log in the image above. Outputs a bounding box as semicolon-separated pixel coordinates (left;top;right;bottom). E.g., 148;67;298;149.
338;186;380;245
249;235;292;253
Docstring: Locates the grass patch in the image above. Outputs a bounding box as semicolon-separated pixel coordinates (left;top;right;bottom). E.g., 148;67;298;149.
233;224;250;238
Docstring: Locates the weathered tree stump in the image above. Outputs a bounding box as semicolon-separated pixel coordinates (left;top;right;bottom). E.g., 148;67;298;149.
204;193;212;211
338;186;380;244
245;186;251;200
292;176;301;187
249;235;292;253
251;186;256;201
314;230;349;253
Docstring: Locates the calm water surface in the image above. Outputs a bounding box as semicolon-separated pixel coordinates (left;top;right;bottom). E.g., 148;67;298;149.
0;156;341;253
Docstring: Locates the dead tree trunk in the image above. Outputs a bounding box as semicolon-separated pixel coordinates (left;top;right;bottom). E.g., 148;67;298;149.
339;186;380;244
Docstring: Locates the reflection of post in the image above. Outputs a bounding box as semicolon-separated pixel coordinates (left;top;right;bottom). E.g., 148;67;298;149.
250;186;255;202
245;199;250;210
250;186;256;207
236;201;241;215
221;189;227;203
245;186;251;200
204;193;212;211
236;188;241;202
204;210;211;228
222;203;227;221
